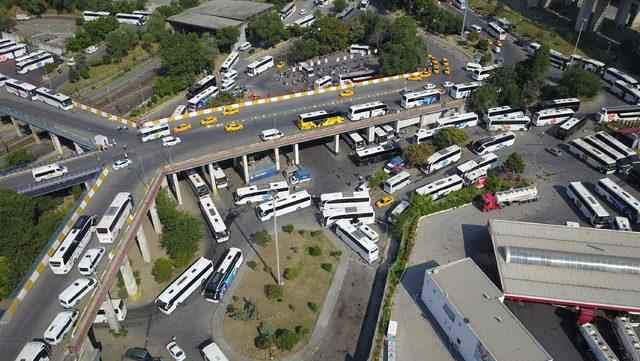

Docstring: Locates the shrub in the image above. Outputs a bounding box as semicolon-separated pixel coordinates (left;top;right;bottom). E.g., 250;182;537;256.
321;263;333;272
265;284;284;301
330;250;343;258
307;301;318;313
283;224;294;233
255;229;272;246
310;230;324;238
247;260;257;269
288;304;296;311
284;267;299;280
503;152;525;174
259;322;276;336
296;325;310;336
432;127;469;150
368;170;389;188
255;334;272;349
151;258;173;283
308;245;321;256
275;329;300;351
3;149;36;169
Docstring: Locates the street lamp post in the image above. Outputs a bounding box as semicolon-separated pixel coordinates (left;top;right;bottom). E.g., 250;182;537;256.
269;190;282;285
573;19;587;57
460;3;469;39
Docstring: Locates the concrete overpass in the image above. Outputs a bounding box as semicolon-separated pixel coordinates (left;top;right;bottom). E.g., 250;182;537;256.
527;0;640;31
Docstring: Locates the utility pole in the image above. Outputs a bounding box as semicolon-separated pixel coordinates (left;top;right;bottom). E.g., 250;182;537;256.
270;190;282;285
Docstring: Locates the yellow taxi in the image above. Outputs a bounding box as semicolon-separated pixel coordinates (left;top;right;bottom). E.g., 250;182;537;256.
443;67;451;75
408;74;422;81
437;87;446;95
442;57;449;66
225;121;244;132
339;89;354;97
432;66;440;74
496;40;503;47
276;60;286;69
427;53;435;60
487;39;494;46
420;70;431;78
375;196;395;208
222;106;239;116
200;116;218;127
172;122;192;133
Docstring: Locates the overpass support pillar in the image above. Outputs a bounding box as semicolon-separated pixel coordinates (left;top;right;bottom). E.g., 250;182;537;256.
136;227;151;263
333;134;339;154
119;256;139;299
293;144;300;165
149;199;162;234
630;4;640;27
103;293;121;332
575;0;595;31
170;173;183;205
207;164;218;195
589;0;610;31
615;0;632;26
79;336;97;360
28;124;40;144
274;147;280;171
367;126;375;143
50;132;64;155
242;154;250;184
74;142;85;154
10;117;23;137
161;175;169;189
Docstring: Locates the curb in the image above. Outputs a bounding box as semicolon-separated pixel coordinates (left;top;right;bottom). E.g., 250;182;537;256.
3;167;110;321
73;101;137;127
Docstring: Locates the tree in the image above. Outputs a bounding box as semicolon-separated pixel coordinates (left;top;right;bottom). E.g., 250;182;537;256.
403;143;435;167
312;16;350;53
467;31;479;43
307;301;318;312
155;189;202;268
288;39;320;63
348;18;365;44
0;8;16;31
0;256;11;299
468;85;498;114
283;224;294;233
151;258;173;283
308;245;321;256
69;67;80;82
215;26;240;52
106;28;132;59
334;0;348;11
295;325;310;335
248;11;287;48
503;152;525;173
553;66;602;100
275;329;300;351
491;2;505;18
3;149;36;169
159;32;208;79
516;42;550;90
368;169;389;188
432;127;469;150
23;0;47;15
255;334;272;349
179;0;199;8
264;283;284;300
284;267;299;280
476;38;489;52
321;263;333;272
254;229;272;246
84;15;119;42
44;62;56;74
259;322;276;336
487;66;521;106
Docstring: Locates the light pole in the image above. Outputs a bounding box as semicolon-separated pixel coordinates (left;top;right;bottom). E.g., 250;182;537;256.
269;190;282;285
572;19;587;57
460;3;469;39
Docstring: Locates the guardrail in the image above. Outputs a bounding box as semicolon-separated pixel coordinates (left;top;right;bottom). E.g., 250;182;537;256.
13;166;102;197
0;150;99;178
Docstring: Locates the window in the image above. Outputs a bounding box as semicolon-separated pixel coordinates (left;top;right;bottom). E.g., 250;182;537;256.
443;303;456;322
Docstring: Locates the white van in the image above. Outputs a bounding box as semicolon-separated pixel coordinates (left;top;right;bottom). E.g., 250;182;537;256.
238;42;251;51
465;62;482;72
78;247;106;275
201;342;229;361
468;24;482;33
526;42;541;55
94;298;128;323
44;309;79;345
32;163;68;182
59;277;97;308
16;341;51;361
613;216;632;231
220;78;236;92
389;200;409;221
260;128;283;141
85;45;99;54
222;69;237;80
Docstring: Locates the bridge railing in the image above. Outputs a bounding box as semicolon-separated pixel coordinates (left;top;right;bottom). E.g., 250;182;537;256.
13;166;102;196
0;150;100;178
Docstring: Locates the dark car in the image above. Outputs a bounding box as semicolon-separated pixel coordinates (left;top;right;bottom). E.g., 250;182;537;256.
122;347;165;361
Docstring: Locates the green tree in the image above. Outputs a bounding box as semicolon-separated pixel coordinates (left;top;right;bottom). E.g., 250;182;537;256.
307;301;318;312
84;15;119;42
248;11;287;48
247;260;257;269
516;42;550;90
275;329;300;350
283;224;294;233
159;32;208;79
69;67;80;82
503;152;525;173
288;39;320;63
467;31;479;43
348;18;365;44
156;188;202;267
0;256;11;299
321;263;333;272
487;66;521;106
66;28;93;52
368;169;389;188
295;325;310;335
106;28;132;59
432;127;469;150
312;16;350;53
403;143;435;167
179;0;199;8
284;267;299;280
553;66;602;100
0;8;16;31
23;0;47;15
3;149;36;169
308;245;321;256
215;26;240;52
254;334;272;349
476;38;489;52
255;229;272;246
259;322;277;336
151;258;173;283
264;283;284;300
491;2;505;18
334;0;348;11
468;85;498;114
146;12;169;41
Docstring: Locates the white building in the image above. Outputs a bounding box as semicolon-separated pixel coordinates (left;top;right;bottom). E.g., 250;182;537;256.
421;258;552;361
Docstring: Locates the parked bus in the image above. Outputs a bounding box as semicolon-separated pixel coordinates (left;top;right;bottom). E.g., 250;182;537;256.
603;67;638;87
172;105;187;117
82;11;110;21
581;58;606;75
337;5;355;19
313;76;332;89
319;191;370;210
155;257;214;314
5;78;37;100
294;14;316;28
611;80;640;105
297;110;343;130
256;190;312;221
435;112;478;129
299;61;314;77
234;181;289;205
472;64;501;81
187;75;217;99
279;2;296;20
568;139;617;174
549;49;571;70
34;87;73;110
597;105;640;123
415;174;464;200
413;128;437;144
382;171;411;194
246;56;274;77
139;123;170;142
421;145;462;174
338;69;375;85
537;98;581;112
354;143;401;166
348;101;389;121
349;44;371;55
199;195;229;243
456;153;498;178
486;22;506;40
471;132;516;155
116;13;146;25
0;43;27;62
343;132;365;151
322;205;375;227
485;115;532;131
595;177;640;223
334;219;378;263
449;81;481;99
483;105;525;121
595;131;640;164
583;135;632;173
96;192;134;243
49;215;96;274
185;168;209;198
211;163;228;188
187;86;218;112
219;51;239;74
16;52;54;74
400;89;441;109
566;181;611;228
532;108;574;126
32;163;68;181
373;126;388;145
14;49;46;63
556;114;586;140
203;248;242;302
358;0;370;10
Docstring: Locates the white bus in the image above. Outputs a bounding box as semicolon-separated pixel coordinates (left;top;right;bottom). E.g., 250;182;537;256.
595;177;640;223
472;64;501;81
219;51;239;74
471;132;516;155
568;139;617;174
322;205;375;227
299;61;314;77
334;219;378;263
14;49;46;63
355;143;401;166
557;114;587;139
96;192;134;243
49;215;96;274
44;309;78;345
185;168;209;198
582;135;632;173
581;58;606;75
5;78;37;100
597;105;640;123
172;105;187;117
220;78;235;92
256;190;312;221
313;75;332;89
187;75;217;99
532;108;574;126
16;52;53;74
211;163;228;188
611;80;640;105
139;123;170;142
319;191;370;210
155;257;214;315
235;181;289;205
420;145;462;174
0;39;13;47
246;56;274;77
603;67;638;87
348;101;389;121
0;43;27;62
413;128;437;144
15;341;51;361
594;131;640;164
34;87;73;110
566;182;611;228
456;152;498;178
486;115;531;131
199;195;229;243
349;44;371;55
382;171;411;194
537;97;581;112
203;248;242;302
549;49;571;70
373;126;388;145
435;112;479;129
32;163;68;181
338;69;375;85
483;105;525;121
116;13;146;25
187;86;218;112
400;89;441;109
343;132;365;151
279;2;296;20
415;174;464;200
82;11;110;21
448;82;481;99
294;14;316;28
487;22;506;40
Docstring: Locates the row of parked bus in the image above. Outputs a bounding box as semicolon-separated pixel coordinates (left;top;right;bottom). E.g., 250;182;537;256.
566;179;640;228
82;10;149;26
568;131;640;175
1;75;73;110
0;39;55;74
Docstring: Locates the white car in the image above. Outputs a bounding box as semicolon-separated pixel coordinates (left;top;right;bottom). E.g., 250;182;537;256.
162;136;181;147
238;42;251;51
442;81;454;88
260;128;283;141
299;8;307;15
166;341;186;361
493;46;501;54
469;24;482;33
85;45;99;54
424;83;436;90
357;181;370;192
78;247;106;275
112;159;132;170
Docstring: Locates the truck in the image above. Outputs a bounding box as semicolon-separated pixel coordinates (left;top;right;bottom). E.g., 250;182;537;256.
383;156;406;174
290;168;311;184
613;316;640;361
482;184;538;212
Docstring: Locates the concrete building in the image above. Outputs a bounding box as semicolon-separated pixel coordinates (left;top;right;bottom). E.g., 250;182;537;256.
167;0;275;32
421;258;552;361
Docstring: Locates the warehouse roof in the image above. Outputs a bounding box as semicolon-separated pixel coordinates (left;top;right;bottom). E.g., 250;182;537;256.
167;0;274;30
490;220;640;312
427;258;552;361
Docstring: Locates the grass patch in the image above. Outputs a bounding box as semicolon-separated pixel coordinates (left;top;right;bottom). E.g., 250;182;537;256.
221;230;338;359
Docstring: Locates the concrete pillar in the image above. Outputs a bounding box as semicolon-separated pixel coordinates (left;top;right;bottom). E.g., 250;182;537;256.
588;0;610;31
629;4;640;27
208;163;218;195
74;142;85;154
575;0;595;31
274;147;280;171
294;143;300;165
242;154;250;184
136;227;151;263
79;336;96;358
50;132;63;155
102;295;121;332
10;117;23;137
149;199;162;234
367;126;375;144
119;256;138;298
333;134;339;154
171;173;183;204
615;0;632;26
161;175;169;189
29;124;40;144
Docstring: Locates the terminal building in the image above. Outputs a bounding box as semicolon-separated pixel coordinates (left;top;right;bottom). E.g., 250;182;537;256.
167;0;275;33
421;257;552;361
